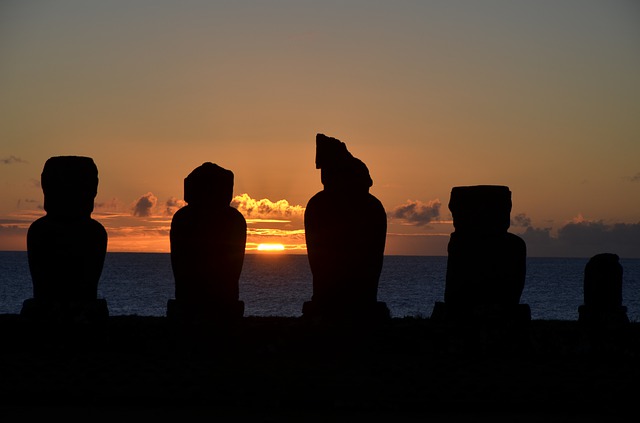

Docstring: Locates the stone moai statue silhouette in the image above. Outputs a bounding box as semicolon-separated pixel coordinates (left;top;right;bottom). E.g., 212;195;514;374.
168;162;246;324
302;133;390;323
578;253;629;326
22;156;109;323
432;185;529;323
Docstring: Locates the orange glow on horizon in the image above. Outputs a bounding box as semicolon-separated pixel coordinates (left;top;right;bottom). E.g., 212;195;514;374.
257;243;286;252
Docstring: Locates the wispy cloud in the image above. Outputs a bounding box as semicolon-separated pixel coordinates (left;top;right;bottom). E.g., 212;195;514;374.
95;197;123;212
389;199;441;226
0;212;41;250
0;156;27;165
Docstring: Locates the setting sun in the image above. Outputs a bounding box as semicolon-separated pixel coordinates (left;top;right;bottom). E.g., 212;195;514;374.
257;243;285;252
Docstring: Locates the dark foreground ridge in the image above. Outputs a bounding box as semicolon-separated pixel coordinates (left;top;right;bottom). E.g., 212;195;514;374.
1;315;639;421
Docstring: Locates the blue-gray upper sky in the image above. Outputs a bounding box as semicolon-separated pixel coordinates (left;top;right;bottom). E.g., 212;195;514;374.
1;1;639;256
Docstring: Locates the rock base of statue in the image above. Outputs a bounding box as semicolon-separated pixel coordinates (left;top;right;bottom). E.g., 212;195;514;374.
430;301;532;354
20;297;109;325
578;304;630;327
301;300;390;325
166;298;245;324
430;301;531;325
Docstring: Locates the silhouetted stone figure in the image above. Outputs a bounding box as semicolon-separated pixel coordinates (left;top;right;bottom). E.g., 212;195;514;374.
22;156;109;324
168;162;246;324
578;253;629;326
302;134;389;323
432;185;530;326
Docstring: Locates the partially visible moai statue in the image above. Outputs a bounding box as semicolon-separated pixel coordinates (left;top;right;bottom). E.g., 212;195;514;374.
578;253;629;326
302;133;389;323
22;156;109;323
432;185;529;324
168;162;247;324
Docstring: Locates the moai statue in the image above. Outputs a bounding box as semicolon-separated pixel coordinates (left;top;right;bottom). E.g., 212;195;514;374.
22;156;109;324
302;133;390;324
578;253;629;326
432;185;529;324
168;162;246;324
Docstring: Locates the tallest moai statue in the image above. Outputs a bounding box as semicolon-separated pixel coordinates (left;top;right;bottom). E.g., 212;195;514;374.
302;133;389;324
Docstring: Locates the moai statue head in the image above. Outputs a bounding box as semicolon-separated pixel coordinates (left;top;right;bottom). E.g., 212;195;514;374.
578;252;629;328
41;156;99;219
183;162;235;208
584;253;623;309
316;133;373;194
448;185;512;234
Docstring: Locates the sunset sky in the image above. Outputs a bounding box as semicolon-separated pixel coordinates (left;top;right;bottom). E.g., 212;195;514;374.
1;1;639;258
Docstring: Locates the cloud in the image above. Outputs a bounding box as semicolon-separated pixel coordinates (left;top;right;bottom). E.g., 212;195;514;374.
104;195;184;218
518;218;640;258
164;197;186;216
389;199;441;226
231;193;305;219
512;213;532;228
0;156;27;165
132;192;158;217
557;220;640;251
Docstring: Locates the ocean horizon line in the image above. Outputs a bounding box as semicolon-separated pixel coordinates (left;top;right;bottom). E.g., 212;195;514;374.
4;250;639;260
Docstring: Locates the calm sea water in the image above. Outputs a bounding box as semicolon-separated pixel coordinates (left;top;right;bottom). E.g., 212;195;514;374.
1;252;639;321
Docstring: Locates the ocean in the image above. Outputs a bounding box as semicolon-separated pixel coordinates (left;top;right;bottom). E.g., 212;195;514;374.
1;251;639;321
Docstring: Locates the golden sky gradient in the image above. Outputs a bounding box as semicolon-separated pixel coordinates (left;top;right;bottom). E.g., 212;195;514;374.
1;1;639;257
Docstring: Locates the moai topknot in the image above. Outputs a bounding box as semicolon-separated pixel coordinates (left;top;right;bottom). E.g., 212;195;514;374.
22;156;109;323
302;133;389;324
168;162;247;324
433;185;529;324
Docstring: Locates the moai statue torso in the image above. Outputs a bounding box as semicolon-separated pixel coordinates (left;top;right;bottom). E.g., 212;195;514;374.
441;185;528;321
